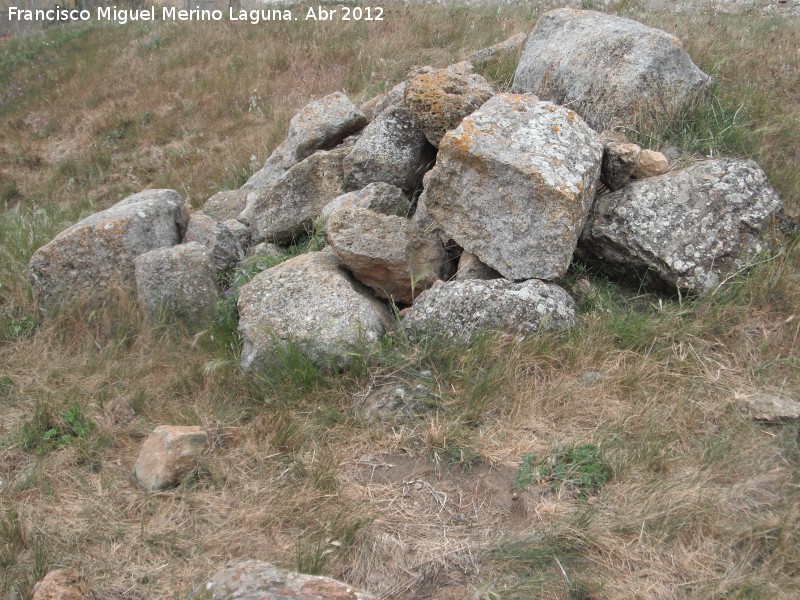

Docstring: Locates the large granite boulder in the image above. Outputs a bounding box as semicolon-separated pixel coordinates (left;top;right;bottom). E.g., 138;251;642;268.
237;250;393;371
28;189;187;311
134;425;207;492
191;560;374;599
512;9;710;131
419;94;603;281
402;279;577;343
134;242;219;325
404;62;495;148
343;106;435;193
320;182;411;221
325;206;447;305
580;158;785;294
239;147;348;244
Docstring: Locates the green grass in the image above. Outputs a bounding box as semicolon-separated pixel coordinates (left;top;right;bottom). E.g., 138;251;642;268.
0;5;799;599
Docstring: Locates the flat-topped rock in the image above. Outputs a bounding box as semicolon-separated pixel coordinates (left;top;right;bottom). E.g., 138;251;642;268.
402;278;577;343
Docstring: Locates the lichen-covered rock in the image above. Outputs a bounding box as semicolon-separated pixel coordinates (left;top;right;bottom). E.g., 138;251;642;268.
402;279;577;343
238;250;393;371
134;242;218;325
404;62;495;147
326;206;447;305
28;189;187;311
362;382;432;423
202;189;248;222
134;425;207;491
184;212;248;271
456;251;500;280
239;147;348;244
343;106;435;193
580;158;784;294
420;94;603;281
32;569;93;600
191;560;375;599
270;91;367;169
512;9;710;131
320;182;411;221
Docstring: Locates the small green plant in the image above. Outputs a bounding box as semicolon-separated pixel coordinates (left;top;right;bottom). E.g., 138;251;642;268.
21;401;93;455
513;452;539;491
514;444;611;500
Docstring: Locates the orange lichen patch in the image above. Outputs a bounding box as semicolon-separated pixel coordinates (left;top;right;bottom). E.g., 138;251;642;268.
566;110;577;122
552;124;561;134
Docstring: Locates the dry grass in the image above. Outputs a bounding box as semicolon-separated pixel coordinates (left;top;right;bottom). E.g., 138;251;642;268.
1;3;800;599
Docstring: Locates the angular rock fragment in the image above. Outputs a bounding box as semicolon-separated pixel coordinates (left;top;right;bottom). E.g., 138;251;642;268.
420;94;603;281
361;81;406;122
580;158;785;294
28;189;187;311
134;425;207;491
271;91;367;169
402;279;577;343
736;393;800;421
134;242;218;325
184;212;248;271
190;560;375;600
237;93;364;223
239;147;348;244
512;9;710;131
32;569;93;600
238;250;393;371
343;106;435;193
632;149;670;179
601;140;641;192
404;62;495;147
326;206;447;305
362;382;432;423
468;31;528;66
320;182;411;221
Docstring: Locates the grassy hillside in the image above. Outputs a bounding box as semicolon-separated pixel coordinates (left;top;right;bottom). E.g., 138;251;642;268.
1;4;799;599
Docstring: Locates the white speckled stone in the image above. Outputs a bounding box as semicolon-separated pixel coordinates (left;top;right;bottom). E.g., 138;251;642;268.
581;158;784;294
402;278;577;343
